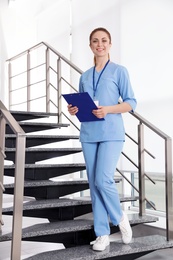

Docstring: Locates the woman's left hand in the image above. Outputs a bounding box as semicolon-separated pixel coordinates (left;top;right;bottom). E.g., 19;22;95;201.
92;106;108;119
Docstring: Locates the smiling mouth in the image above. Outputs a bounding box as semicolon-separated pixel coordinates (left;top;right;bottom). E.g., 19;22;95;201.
97;48;104;51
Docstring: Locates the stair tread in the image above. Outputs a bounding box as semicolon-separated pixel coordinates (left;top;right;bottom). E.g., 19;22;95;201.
5;134;79;139
22;235;173;260
5;148;83;164
6;122;69;134
10;110;59;117
3;196;139;213
4;179;89;188
4;163;87;179
5;134;80;148
4;163;85;169
18;122;68;126
5;147;82;151
0;214;158;242
10;110;59;121
4;177;122;188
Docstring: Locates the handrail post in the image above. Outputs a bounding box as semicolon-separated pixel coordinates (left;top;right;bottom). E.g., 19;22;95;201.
138;123;145;216
57;57;62;123
11;133;26;260
27;51;31;111
46;48;50;113
165;137;173;241
8;62;12;110
0;115;6;231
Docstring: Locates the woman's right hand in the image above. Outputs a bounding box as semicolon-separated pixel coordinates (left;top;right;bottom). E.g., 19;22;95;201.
68;104;78;115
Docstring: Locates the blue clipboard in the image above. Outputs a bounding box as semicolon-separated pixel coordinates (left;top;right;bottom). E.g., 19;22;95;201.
62;92;105;122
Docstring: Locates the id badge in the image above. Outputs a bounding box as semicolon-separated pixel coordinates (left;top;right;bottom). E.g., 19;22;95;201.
94;100;99;106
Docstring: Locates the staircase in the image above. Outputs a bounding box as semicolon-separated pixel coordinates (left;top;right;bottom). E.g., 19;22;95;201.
1;110;173;260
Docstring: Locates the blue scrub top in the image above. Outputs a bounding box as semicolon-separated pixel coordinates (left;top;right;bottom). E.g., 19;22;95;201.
79;62;137;142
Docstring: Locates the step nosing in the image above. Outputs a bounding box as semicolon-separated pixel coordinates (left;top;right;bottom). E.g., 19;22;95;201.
4;179;89;188
11;235;173;259
4;163;86;169
5;148;82;151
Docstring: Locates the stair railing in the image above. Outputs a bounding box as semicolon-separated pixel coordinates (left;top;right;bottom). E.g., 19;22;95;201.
117;111;173;241
7;42;82;117
6;42;173;241
0;100;26;260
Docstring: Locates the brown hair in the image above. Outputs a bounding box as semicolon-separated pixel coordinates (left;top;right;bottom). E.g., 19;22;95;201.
89;27;112;44
89;27;111;65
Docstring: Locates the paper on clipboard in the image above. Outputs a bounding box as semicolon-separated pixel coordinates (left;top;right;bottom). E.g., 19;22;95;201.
62;92;105;122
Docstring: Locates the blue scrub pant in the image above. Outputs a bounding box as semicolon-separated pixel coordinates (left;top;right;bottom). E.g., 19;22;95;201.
81;141;124;237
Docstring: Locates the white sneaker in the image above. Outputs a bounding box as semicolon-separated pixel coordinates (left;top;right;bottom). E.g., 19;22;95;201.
91;235;110;251
119;211;132;244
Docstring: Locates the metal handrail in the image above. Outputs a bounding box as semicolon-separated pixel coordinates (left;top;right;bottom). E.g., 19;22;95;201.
116;168;156;210
6;41;83;74
0;100;26;260
6;42;173;242
130;110;171;140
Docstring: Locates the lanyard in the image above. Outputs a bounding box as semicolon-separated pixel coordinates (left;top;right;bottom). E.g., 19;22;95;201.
93;60;110;98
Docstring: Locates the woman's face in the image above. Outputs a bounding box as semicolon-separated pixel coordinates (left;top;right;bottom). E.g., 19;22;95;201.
90;30;111;58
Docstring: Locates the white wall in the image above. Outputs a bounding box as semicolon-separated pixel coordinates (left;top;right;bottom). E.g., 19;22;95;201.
119;0;173;173
120;0;173;132
71;0;121;71
0;0;173;173
0;0;9;104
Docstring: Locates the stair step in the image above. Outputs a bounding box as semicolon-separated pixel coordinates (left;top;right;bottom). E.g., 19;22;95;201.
5;134;79;148
4;178;122;199
135;248;173;260
5;147;82;163
2;196;139;220
22;235;173;260
2;197;93;220
0;214;158;245
10;110;59;122
6;122;69;134
4;163;86;180
0;219;95;245
4;179;90;199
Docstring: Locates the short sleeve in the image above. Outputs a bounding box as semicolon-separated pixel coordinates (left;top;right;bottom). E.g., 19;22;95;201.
118;66;137;112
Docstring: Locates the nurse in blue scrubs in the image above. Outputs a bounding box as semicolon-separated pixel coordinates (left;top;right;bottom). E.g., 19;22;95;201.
68;27;137;251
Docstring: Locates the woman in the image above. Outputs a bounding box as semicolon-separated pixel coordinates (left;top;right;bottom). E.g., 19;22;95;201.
68;27;137;251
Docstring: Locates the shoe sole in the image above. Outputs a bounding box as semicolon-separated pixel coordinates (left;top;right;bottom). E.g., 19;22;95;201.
92;242;110;251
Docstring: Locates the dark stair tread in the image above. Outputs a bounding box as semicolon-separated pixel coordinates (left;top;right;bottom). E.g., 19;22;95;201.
2;197;139;221
4;163;86;180
22;235;173;260
4;179;89;188
4;163;85;169
0;219;94;242
3;196;140;213
6;122;69;134
2;198;92;213
3;178;122;199
5;147;82;152
0;214;158;242
5;134;79;147
4;177;122;189
5;147;82;163
135;248;173;260
4;179;90;198
10;110;59;121
2;197;93;220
